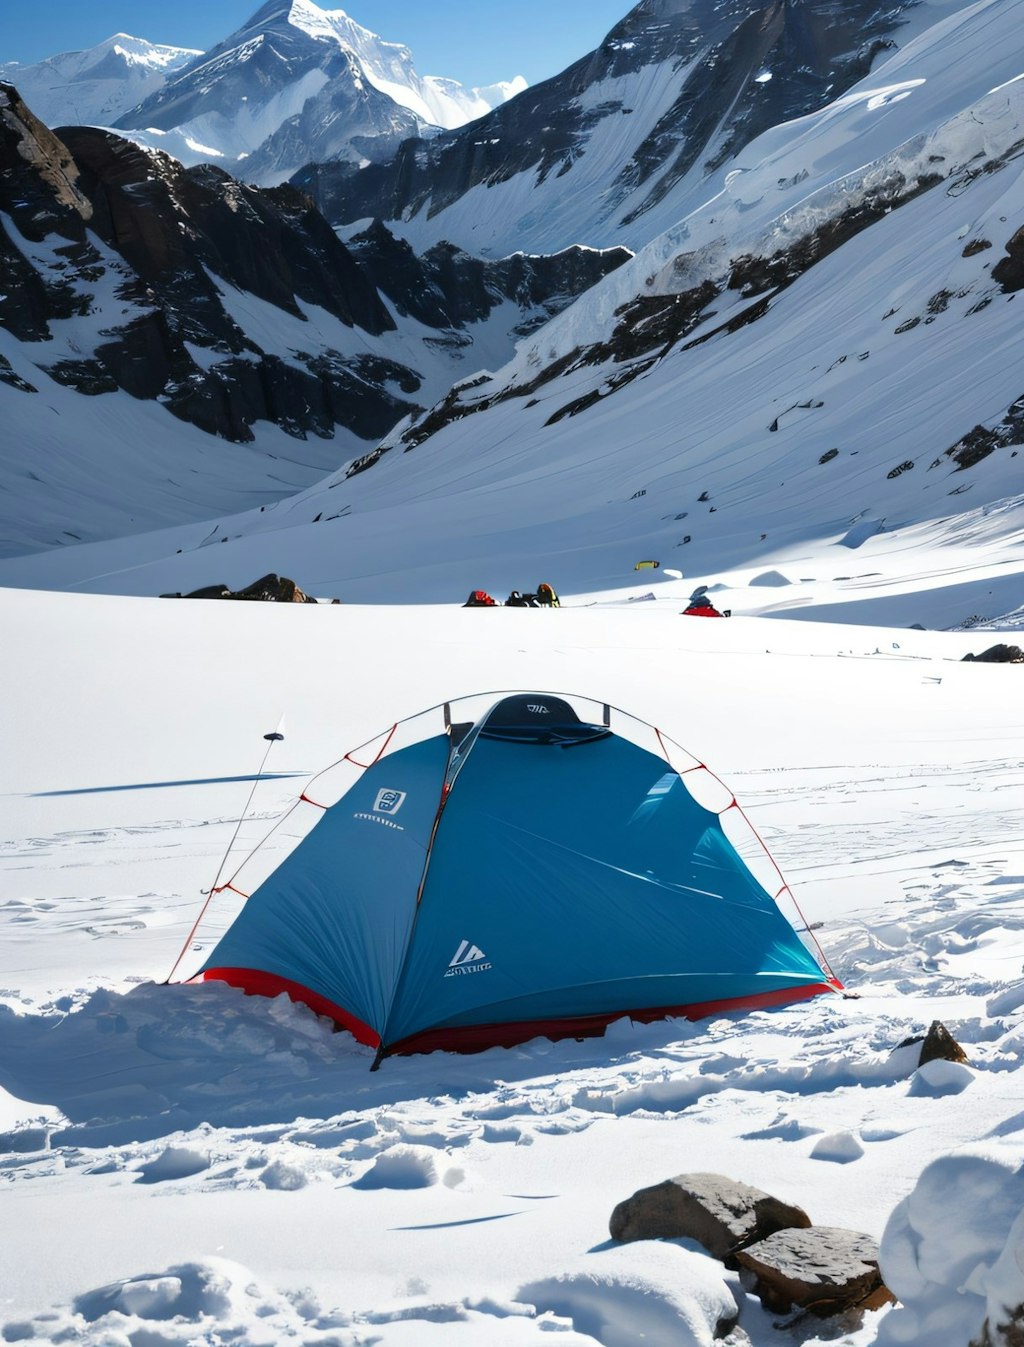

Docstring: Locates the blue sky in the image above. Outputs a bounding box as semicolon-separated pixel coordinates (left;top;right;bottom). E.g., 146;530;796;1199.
2;1;631;87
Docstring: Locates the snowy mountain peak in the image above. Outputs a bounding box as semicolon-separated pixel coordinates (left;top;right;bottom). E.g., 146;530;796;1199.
0;34;201;128
108;0;525;182
93;33;198;69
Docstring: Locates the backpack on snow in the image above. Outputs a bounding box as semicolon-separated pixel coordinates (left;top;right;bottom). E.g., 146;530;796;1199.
536;583;560;607
464;589;497;607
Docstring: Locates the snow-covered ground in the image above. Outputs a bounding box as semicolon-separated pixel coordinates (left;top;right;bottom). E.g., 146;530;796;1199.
3;565;1024;1345
3;3;1024;1337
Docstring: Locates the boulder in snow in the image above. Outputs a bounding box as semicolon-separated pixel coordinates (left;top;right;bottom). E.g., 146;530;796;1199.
734;1225;893;1319
962;644;1024;664
609;1172;810;1261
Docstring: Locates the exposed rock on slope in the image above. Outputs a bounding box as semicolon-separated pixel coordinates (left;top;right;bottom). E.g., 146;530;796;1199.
346;219;631;336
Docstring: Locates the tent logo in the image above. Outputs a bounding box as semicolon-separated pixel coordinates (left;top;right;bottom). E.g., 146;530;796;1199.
444;939;492;977
373;789;407;815
527;703;549;714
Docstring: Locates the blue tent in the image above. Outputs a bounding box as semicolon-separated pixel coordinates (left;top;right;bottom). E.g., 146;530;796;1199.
197;693;840;1064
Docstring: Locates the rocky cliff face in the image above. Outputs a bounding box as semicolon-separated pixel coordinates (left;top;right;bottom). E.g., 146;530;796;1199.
0;82;628;549
0;84;95;344
0;85;416;444
346;220;630;337
296;0;921;255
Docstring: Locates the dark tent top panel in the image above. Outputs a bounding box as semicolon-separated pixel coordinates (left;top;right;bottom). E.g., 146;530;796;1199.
478;693;608;745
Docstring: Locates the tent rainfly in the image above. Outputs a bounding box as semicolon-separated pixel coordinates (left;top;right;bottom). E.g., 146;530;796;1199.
187;693;842;1066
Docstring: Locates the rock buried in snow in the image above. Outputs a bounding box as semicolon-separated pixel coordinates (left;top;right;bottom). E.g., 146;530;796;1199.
898;1019;970;1066
734;1226;894;1318
609;1172;810;1261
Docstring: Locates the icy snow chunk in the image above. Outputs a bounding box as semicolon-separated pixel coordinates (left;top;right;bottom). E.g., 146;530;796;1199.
482;1122;524;1143
838;518;885;548
877;1151;1024;1346
519;1240;736;1347
352;1143;439;1189
115;1275;184;1318
259;1158;307;1190
810;1130;865;1163
0;1126;49;1152
76;1259;241;1321
136;1145;211;1183
979;1206;1024;1346
987;981;1024;1016
748;569;792;587
908;1059;974;1096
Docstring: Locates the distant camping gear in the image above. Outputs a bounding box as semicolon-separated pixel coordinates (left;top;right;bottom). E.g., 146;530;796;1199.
634;560;660;570
464;590;498;607
683;586;730;617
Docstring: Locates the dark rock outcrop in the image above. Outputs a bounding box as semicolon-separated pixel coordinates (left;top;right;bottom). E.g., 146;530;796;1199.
734;1226;894;1318
0;353;38;393
971;1302;1024;1346
0;88;423;445
347;219;630;334
609;1172;811;1261
963;645;1024;664
897;1020;971;1065
62;129;394;336
992;225;1024;293
0;84;95;341
162;574;319;602
941;392;1024;472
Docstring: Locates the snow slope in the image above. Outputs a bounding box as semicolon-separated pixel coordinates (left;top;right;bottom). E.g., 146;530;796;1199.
4;0;1022;630
2;581;1024;1345
356;0;989;259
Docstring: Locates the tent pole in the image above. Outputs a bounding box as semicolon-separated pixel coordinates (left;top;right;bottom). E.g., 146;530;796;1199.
163;722;284;985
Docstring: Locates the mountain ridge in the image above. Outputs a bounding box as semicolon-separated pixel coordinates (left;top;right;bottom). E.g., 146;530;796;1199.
297;0;930;257
0;33;201;128
2;0;1024;633
0;81;626;556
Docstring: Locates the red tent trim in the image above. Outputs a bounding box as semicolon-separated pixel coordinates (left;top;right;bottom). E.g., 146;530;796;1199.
198;969;840;1058
384;981;841;1057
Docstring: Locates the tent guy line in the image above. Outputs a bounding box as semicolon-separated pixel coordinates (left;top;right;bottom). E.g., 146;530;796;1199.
30;773;307;797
